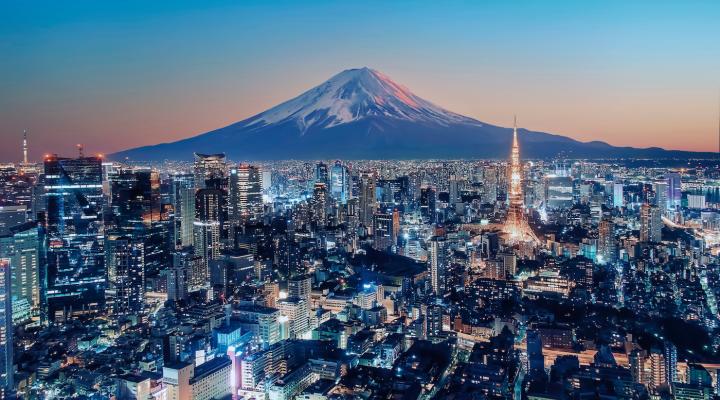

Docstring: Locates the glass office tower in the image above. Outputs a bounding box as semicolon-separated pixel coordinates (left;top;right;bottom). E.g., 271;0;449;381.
44;155;105;319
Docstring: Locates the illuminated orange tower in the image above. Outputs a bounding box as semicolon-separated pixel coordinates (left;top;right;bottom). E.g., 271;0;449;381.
504;117;537;243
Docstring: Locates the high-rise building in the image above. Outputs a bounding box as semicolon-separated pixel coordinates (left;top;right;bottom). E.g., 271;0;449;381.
193;153;226;190
106;168;168;280
315;162;329;185
501;252;517;277
263;281;279;308
481;165;498;203
358;173;376;229
687;363;713;387
163;361;194;400
420;187;436;224
666;172;682;210
0;205;27;236
545;176;574;210
310;182;328;228
167;252;192;302
288;275;311;303
628;350;645;384
372;212;395;252
192;221;219;289
429;236;448;297
0;260;12;398
640;203;662;243
194;188;224;282
44;155;105;319
105;234;145;320
597;218;617;264
330;161;349;203
108;168;161;229
235;305;280;348
649;348;667;388
423;304;443;338
653;180;668;210
613;182;624;208
277;297;309;339
0;223;42;318
448;174;461;205
261;169;272;193
664;342;677;384
526;330;545;377
170;174;195;249
687;194;706;210
228;164;263;225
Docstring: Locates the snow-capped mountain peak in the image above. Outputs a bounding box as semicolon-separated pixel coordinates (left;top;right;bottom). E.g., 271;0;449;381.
243;67;481;131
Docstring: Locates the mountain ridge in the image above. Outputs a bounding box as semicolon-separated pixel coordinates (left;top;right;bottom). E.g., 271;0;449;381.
111;67;718;161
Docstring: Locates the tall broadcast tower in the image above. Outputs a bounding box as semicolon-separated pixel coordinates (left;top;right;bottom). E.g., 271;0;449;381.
22;129;28;164
504;117;538;244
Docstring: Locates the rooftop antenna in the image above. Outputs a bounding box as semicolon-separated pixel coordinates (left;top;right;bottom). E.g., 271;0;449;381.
22;129;28;164
77;143;84;158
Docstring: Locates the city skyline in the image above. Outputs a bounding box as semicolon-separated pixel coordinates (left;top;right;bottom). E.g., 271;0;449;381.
4;3;720;397
2;1;720;161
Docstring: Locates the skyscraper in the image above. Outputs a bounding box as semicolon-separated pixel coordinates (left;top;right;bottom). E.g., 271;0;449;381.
640;203;662;243
105;234;145;320
0;223;41;318
228;164;263;225
358;173;376;229
193;153;226;190
597;218;617;265
167;252;193;302
107;168;168;281
194;189;224;286
372;212;395;252
170;173;195;249
666;172;681;211
310;182;328;228
653;180;668;211
0;206;26;236
108;168;161;229
0;260;12;398
429;236;448;297
613;181;624;208
330;161;349;203
315;162;329;186
481;165;498;203
649;348;667;388
44;155;105;319
420;187;436;224
448;174;461;205
526;330;545;377
288;275;311;303
664;342;677;384
277;297;309;339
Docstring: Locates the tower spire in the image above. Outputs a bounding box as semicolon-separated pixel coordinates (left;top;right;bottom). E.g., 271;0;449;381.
504;115;538;244
22;129;28;164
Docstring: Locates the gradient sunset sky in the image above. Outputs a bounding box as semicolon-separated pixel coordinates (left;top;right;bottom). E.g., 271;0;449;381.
1;0;719;161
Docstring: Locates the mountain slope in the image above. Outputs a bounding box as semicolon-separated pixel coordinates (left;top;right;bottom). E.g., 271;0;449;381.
112;67;716;161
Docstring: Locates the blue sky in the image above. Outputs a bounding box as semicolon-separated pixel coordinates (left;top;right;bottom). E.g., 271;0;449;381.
1;0;719;160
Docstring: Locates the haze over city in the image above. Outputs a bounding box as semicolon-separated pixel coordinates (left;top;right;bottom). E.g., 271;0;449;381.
2;0;720;161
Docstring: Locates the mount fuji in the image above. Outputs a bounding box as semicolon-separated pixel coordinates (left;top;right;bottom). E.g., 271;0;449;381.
112;67;715;161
